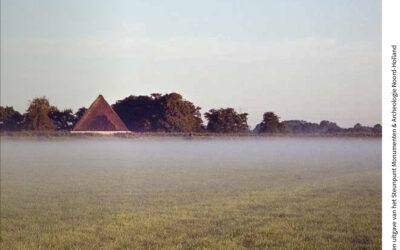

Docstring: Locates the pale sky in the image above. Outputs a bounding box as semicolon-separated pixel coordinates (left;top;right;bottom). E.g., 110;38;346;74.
1;0;381;128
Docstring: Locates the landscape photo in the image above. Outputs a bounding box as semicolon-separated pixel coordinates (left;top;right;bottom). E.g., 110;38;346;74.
1;1;381;249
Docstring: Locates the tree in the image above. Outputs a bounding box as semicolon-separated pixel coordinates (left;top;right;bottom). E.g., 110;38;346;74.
24;97;56;130
282;120;319;134
204;108;248;133
0;106;24;131
48;108;76;130
256;112;286;133
155;93;204;132
319;120;341;133
373;124;382;134
353;123;363;132
73;107;87;126
112;93;204;132
113;95;156;131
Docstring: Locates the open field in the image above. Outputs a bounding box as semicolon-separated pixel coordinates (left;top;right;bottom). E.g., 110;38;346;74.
1;137;381;249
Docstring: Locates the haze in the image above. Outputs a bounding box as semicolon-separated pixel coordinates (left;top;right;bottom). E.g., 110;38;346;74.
0;0;381;127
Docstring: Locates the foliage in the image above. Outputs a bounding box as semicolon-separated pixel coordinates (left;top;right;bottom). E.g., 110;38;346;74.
353;123;363;130
282;120;320;134
74;107;87;124
256;112;286;133
156;93;204;132
113;95;155;131
24;97;56;131
0;106;24;131
112;93;203;132
48;108;76;130
204;108;248;133
318;120;341;133
0;95;382;135
279;120;382;135
1;103;88;132
351;123;369;133
372;124;382;134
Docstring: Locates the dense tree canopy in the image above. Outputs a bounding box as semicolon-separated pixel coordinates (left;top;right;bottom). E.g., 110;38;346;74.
24;97;56;131
348;123;383;134
0;106;24;131
112;93;203;132
282;120;320;134
373;124;382;134
1;103;87;131
255;112;286;133
204;108;248;133
155;93;203;132
319;120;341;133
48;108;76;131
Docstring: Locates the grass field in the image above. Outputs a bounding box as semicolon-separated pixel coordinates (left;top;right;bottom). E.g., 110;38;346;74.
0;138;381;249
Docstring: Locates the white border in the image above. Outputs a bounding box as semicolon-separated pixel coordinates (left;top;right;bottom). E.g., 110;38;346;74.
383;0;400;248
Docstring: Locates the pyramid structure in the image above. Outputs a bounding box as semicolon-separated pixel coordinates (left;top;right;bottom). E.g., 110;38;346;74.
73;95;129;132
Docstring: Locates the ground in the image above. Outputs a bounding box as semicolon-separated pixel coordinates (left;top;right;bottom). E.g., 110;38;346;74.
0;138;381;249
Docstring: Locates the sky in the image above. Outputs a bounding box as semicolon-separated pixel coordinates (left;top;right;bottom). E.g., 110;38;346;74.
1;0;381;128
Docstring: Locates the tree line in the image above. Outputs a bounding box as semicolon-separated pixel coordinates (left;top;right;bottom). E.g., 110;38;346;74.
0;93;381;135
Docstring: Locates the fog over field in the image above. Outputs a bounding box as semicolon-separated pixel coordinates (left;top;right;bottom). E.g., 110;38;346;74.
1;137;381;249
1;137;381;171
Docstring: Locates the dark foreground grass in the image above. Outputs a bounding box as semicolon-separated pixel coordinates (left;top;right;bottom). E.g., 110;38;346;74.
1;170;381;249
1;139;381;249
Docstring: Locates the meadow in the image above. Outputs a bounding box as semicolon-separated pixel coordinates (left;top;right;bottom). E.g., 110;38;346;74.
0;137;381;249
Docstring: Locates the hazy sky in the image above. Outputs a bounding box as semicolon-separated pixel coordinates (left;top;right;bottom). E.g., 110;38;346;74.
1;0;381;127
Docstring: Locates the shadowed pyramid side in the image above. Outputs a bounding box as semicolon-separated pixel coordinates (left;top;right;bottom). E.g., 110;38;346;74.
73;95;129;131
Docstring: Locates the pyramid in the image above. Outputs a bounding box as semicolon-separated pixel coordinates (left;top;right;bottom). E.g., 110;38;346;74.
73;95;129;132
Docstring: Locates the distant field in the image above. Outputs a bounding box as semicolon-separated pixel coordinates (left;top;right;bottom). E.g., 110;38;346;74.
1;137;381;249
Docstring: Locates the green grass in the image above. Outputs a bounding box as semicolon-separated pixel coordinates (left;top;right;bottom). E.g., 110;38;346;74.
1;143;381;249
